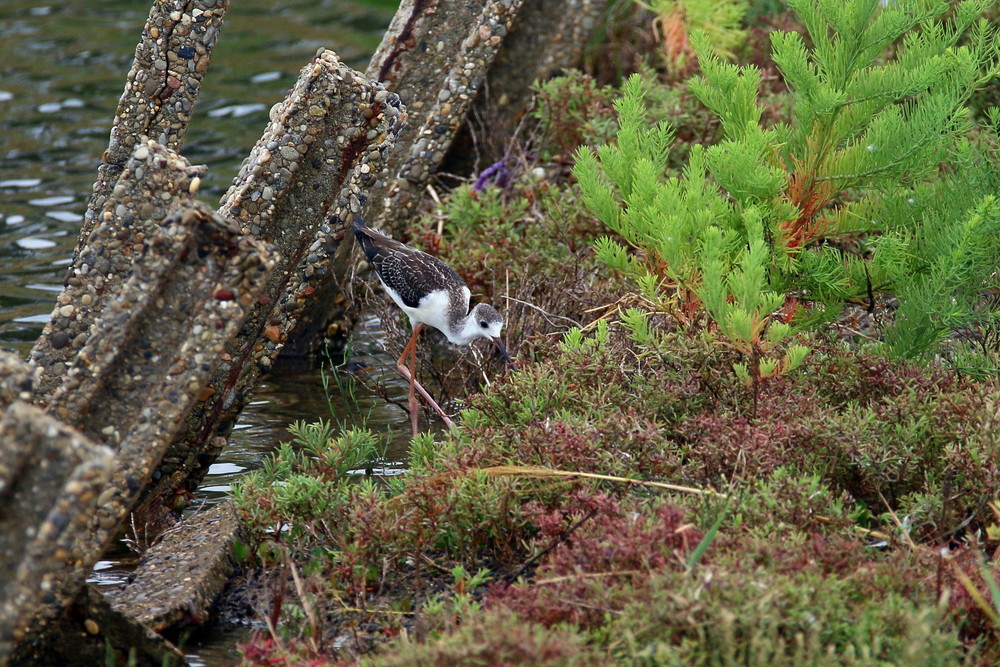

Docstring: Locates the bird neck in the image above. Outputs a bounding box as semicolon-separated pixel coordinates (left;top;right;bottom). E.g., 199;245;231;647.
447;312;483;346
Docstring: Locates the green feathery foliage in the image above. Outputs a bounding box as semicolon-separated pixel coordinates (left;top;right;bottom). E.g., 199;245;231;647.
636;0;749;73
870;116;1000;368
574;75;804;386
575;76;729;306
576;0;1000;373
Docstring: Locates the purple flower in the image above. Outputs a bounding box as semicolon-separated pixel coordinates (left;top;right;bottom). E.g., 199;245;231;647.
473;158;511;191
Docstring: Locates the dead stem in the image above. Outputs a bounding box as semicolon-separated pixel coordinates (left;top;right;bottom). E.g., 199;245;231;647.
286;554;322;655
486;465;895;543
533;570;644;586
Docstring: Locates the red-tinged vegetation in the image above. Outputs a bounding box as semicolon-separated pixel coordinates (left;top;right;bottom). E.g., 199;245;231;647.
490;496;701;629
234;316;1000;663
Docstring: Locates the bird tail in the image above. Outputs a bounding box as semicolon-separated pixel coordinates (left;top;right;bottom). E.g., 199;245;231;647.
351;215;380;262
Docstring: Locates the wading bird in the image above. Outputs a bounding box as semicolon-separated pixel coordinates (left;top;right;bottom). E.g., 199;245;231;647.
351;216;513;434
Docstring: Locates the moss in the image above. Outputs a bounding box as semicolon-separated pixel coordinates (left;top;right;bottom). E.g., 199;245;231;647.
364;609;602;666
608;567;962;665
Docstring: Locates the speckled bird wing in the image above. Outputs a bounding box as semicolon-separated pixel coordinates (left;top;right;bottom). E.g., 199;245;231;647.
355;227;465;309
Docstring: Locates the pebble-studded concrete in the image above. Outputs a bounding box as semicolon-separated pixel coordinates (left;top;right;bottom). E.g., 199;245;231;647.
0;352;40;409
139;50;404;523
49;140;274;540
108;500;239;633
12;139;276;657
31;142;212;402
41;0;231;405
479;0;607;136
364;0;523;232
84;0;230;244
0;363;114;660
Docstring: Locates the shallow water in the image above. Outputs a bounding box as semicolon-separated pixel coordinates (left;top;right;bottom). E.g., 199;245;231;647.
84;316;415;664
1;1;413;663
1;0;397;353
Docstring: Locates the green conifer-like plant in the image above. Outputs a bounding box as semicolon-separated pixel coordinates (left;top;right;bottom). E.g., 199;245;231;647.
636;0;748;77
574;76;806;389
869;113;1000;368
575;0;1000;374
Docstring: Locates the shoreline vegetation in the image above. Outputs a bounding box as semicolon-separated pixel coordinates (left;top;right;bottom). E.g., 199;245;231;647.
231;0;1000;664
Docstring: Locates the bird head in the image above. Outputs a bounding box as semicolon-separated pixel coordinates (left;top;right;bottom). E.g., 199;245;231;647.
466;303;514;366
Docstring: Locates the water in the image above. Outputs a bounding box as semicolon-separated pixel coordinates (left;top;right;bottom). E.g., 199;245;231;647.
1;0;399;351
1;1;410;663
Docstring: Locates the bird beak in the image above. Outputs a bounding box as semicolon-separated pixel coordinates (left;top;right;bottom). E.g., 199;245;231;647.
492;337;514;367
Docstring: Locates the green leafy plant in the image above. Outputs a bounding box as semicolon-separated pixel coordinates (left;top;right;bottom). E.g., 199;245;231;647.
574;75;805;390
691;0;1000;339
561;318;611;357
230;425;384;560
575;75;723;316
419;565;493;636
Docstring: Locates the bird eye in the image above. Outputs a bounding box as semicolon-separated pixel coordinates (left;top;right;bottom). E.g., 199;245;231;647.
479;321;488;328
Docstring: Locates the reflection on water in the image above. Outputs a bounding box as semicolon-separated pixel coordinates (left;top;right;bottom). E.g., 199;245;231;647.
2;1;405;664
